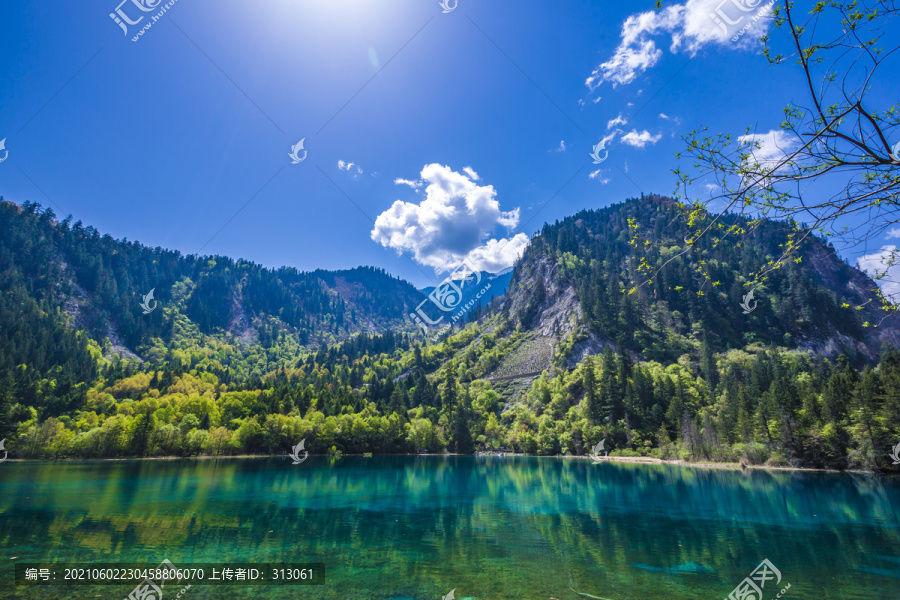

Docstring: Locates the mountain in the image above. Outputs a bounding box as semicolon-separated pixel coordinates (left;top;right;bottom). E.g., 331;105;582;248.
501;195;899;367
0;199;425;410
2;195;899;471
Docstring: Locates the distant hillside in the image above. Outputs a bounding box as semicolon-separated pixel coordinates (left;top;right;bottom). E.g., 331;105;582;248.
502;195;899;365
0;199;427;410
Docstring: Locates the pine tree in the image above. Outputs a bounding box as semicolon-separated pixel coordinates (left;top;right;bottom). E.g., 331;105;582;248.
665;376;683;440
598;346;620;424
389;387;407;416
700;334;718;391
0;370;15;439
583;356;600;425
442;367;457;426
850;368;886;469
453;387;475;453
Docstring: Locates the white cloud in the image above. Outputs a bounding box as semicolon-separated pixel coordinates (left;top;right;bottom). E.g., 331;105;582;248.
886;227;900;240
394;178;421;190
368;47;379;68
738;129;797;168
620;129;663;148
704;182;720;192
735;130;797;189
857;246;900;302
659;112;678;122
607;114;628;129
372;164;525;272
586;0;774;89
338;160;363;176
463;166;480;181
586;10;665;88
464;234;530;272
551;140;567;153
589;170;611;184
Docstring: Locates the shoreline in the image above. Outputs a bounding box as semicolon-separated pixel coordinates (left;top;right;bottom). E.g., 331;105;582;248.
566;454;878;474
1;453;884;474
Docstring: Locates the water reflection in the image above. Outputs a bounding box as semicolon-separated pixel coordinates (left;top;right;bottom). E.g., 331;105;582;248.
0;457;897;599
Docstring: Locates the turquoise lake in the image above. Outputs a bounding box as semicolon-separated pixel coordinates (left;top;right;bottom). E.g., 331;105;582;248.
0;456;898;599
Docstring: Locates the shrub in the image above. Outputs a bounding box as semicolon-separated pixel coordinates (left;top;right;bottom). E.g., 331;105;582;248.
733;442;770;465
610;448;643;458
764;452;788;467
518;431;538;454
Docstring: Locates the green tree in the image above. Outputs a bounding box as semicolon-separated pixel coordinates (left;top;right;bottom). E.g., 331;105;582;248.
207;426;232;456
179;414;200;436
582;356;600;425
849;368;887;469
598;346;621;425
700;335;718;391
130;413;157;457
452;387;475;454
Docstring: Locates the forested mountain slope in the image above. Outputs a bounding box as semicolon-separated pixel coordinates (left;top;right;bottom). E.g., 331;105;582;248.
0;199;422;413
1;195;898;472
504;195;899;366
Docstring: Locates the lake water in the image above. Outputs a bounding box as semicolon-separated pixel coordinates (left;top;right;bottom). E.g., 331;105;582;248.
0;456;898;599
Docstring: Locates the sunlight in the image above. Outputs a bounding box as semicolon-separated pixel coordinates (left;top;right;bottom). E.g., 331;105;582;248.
273;0;391;31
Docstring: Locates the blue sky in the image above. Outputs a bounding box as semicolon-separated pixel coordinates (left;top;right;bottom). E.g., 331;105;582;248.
0;0;893;289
